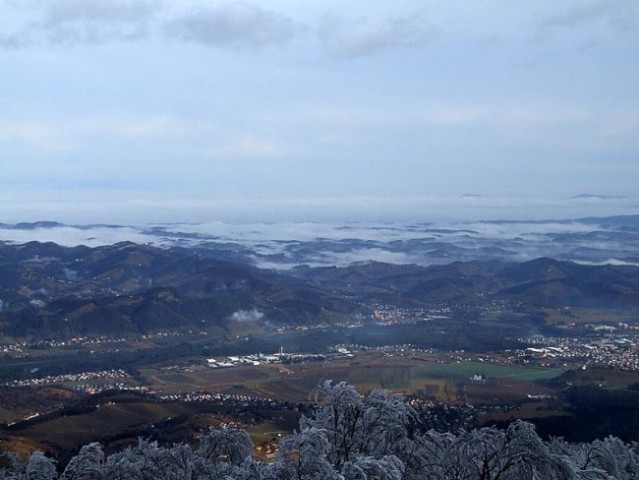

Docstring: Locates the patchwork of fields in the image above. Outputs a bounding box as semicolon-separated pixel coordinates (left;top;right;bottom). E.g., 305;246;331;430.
4;348;639;459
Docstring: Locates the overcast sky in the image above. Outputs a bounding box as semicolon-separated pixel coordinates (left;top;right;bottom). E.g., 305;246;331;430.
1;0;638;224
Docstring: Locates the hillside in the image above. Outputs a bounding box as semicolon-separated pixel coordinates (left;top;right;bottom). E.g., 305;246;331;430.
0;242;360;339
293;257;639;308
1;241;639;341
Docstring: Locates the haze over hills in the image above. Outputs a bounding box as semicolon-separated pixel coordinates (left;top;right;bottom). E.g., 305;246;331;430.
2;0;638;469
293;257;639;309
1;216;638;340
1;214;638;270
0;241;359;339
2;215;639;463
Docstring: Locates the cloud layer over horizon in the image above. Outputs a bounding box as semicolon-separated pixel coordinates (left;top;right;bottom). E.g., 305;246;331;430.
1;0;637;224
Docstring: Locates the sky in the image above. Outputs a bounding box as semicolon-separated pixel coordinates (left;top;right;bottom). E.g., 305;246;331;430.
1;0;638;224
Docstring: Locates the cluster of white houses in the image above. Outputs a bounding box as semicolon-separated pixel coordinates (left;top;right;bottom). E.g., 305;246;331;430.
206;348;335;368
207;354;269;368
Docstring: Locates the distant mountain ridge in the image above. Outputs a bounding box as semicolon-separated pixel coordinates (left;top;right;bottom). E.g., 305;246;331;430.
1;240;638;340
293;257;639;309
0;242;359;339
2;215;639;269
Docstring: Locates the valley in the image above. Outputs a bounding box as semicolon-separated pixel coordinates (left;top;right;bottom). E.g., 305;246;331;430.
1;218;639;461
2;315;639;460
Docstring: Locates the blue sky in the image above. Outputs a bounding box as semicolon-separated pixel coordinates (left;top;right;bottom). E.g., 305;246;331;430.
1;0;638;223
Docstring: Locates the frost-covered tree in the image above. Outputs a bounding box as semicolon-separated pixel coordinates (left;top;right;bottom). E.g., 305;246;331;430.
197;427;253;466
193;427;256;479
25;451;57;480
274;427;342;480
0;450;57;480
410;420;610;480
304;380;363;468
341;455;404;480
548;436;639;479
97;438;198;480
303;380;417;470
0;451;27;480
2;382;639;480
61;443;104;480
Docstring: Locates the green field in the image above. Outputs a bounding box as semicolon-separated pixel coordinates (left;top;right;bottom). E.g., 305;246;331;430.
412;361;566;382
0;352;573;459
138;354;566;402
347;365;412;390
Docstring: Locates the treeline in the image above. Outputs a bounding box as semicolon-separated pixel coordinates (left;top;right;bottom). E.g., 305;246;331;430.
530;385;639;443
2;381;638;479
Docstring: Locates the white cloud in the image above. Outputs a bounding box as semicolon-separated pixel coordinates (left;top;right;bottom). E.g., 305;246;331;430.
2;213;639;270
0;225;153;247
82;115;211;140
43;0;158;25
0;0;296;50
537;0;639;38
230;308;264;322
208;135;293;158
0;121;74;151
0;0;159;47
165;2;294;49
417;104;592;127
0;116;212;153
319;12;436;57
0;2;637;224
573;259;639;267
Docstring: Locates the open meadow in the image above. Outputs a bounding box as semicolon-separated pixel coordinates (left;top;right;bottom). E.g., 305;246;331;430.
8;349;639;459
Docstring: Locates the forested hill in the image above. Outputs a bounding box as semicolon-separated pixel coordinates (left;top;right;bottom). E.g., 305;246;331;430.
1;241;639;340
0;241;360;339
292;256;639;308
1;382;637;479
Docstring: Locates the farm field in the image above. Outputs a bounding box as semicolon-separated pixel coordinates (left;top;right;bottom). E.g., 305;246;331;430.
1;399;293;459
7;402;212;451
542;307;639;325
0;350;610;460
411;361;565;382
141;351;566;405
